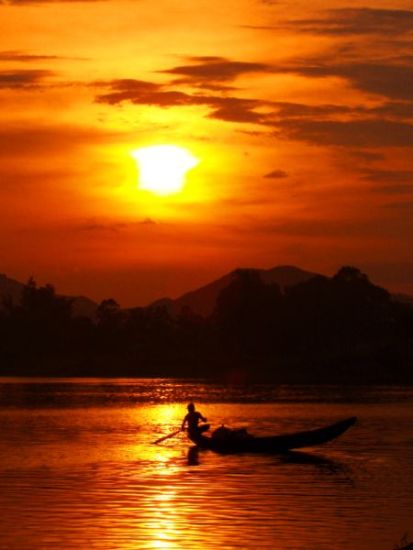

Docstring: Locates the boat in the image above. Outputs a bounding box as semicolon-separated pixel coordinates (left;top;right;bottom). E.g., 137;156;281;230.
188;416;357;454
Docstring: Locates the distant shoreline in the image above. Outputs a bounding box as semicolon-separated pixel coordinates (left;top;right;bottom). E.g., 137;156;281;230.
1;374;413;385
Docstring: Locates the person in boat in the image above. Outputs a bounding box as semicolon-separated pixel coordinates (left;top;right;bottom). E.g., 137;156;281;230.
181;403;209;439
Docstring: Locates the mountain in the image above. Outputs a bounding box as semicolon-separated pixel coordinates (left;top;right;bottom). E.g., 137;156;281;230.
1;266;412;382
3;267;412;321
150;265;319;317
0;273;97;319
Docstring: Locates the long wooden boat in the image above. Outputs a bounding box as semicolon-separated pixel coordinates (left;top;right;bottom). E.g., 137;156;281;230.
188;416;357;454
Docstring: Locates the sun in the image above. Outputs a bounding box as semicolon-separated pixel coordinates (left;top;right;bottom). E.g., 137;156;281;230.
131;145;199;196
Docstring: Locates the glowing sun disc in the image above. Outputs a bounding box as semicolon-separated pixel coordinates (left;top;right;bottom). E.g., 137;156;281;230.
132;145;199;195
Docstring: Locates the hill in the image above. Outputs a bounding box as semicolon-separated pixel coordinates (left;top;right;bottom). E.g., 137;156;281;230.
0;265;412;382
150;265;318;317
0;273;97;319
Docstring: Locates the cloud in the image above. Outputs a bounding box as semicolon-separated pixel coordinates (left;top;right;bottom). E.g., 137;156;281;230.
289;8;413;36
369;101;413;118
0;50;60;62
282;59;413;104
272;101;355;118
275;119;413;147
287;61;413;101
140;217;156;225
94;59;413;143
75;217;157;233
0;0;106;4
360;169;413;183
266;98;413;150
207;97;265;123
347;150;385;162
95;78;265;124
161;56;273;86
264;169;288;178
95;79;179;106
359;169;413;194
0;69;53;88
269;100;413;125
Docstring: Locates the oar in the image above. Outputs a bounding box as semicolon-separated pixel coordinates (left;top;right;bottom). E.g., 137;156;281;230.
153;429;182;445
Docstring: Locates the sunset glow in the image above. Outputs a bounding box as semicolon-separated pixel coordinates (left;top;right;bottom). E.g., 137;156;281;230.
132;145;199;195
2;2;413;548
1;0;413;306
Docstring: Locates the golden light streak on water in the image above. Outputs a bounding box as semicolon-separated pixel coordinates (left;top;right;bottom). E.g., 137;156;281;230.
0;380;413;549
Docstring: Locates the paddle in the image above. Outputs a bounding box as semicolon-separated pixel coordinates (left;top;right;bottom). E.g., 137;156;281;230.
153;429;182;445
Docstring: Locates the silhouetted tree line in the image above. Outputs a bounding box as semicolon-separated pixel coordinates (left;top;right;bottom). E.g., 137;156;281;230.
0;267;412;382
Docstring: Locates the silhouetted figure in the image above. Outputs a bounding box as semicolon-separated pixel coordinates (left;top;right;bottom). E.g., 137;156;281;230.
181;403;209;439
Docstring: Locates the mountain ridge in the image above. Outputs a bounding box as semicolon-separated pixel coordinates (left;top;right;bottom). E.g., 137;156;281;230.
2;266;412;319
1;265;412;382
149;265;320;317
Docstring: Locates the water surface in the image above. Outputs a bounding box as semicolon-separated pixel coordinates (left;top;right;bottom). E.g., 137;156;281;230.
0;379;412;549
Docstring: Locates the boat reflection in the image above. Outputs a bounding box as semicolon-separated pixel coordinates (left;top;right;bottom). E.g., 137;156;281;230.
185;443;349;475
187;445;200;466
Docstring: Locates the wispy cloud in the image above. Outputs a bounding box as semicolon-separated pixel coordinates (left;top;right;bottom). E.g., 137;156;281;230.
95;78;266;124
208;97;265;123
287;8;413;36
0;0;107;4
274;119;413;147
244;10;413;103
0;50;61;62
95;64;413;147
281;60;413;101
359;169;413;194
360;169;413;183
347;150;385;163
264;169;288;179
92;48;413;151
272;101;355;118
0;69;53;88
95;79;171;105
161;56;273;87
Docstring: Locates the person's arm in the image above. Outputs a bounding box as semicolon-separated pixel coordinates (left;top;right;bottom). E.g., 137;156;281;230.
200;413;207;422
181;414;188;431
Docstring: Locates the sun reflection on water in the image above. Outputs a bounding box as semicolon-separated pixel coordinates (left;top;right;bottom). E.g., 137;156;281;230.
1;383;413;549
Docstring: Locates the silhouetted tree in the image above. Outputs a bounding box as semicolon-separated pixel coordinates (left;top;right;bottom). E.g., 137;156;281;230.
21;277;73;323
333;266;369;283
97;298;122;328
0;278;74;373
0;266;412;381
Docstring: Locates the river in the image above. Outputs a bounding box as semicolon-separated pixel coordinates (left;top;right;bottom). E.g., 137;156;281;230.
0;379;412;549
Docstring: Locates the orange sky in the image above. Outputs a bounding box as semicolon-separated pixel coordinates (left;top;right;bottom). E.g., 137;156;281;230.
1;0;413;306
